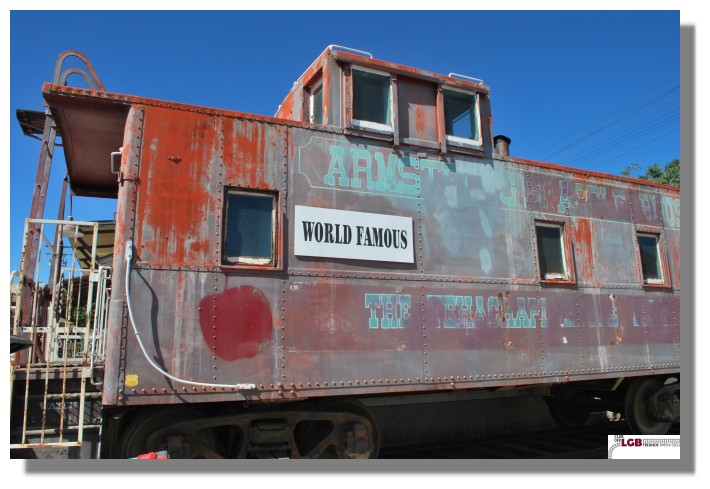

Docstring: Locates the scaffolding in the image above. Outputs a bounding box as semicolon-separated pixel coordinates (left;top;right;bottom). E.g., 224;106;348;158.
10;51;110;457
10;219;110;452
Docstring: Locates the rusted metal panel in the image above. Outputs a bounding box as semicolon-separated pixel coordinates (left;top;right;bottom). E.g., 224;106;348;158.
117;270;282;405
332;51;491;94
663;228;681;289
569;176;633;222
37;50;680;415
657;188;681;289
640;294;680;365
571;289;652;371
589;219;641;285
222;118;285;190
110;106;680;407
284;278;424;388
629;186;666;228
135;106;221;266
289;129;421;276
418;157;533;280
423;283;545;381
569;217;595;284
102;106;144;406
323;55;338;127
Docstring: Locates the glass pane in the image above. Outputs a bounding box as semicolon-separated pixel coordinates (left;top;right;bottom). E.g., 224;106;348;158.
637;235;661;281
444;90;479;140
311;84;323;124
536;225;565;277
224;192;274;262
353;70;390;125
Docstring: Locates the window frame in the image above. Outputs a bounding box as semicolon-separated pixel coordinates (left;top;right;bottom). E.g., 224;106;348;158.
349;65;394;133
533;219;576;284
304;72;324;125
442;86;483;149
309;82;324;124
635;227;670;287
221;187;281;270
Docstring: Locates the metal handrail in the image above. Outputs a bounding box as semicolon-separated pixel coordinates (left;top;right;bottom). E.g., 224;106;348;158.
327;45;373;59
448;72;484;85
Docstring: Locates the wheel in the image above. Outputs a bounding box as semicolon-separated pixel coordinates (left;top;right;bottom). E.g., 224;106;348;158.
545;388;591;428
293;399;380;459
118;407;219;459
624;377;672;435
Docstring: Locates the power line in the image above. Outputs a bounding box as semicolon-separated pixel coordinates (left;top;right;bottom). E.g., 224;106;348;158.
584;126;679;174
566;101;679;164
540;85;679;164
530;75;679;163
569;110;679;167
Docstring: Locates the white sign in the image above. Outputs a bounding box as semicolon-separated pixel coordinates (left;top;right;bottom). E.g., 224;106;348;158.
294;205;414;263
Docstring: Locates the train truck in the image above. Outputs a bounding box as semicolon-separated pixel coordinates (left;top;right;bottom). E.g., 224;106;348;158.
10;46;680;459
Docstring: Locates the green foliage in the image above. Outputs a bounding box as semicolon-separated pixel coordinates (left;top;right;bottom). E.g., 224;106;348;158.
621;159;680;186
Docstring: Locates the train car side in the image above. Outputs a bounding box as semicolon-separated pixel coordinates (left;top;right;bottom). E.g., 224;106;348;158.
14;47;680;459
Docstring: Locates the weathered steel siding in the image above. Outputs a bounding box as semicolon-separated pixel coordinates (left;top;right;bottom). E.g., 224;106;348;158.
397;76;439;145
108;104;680;407
283;126;679;392
119;270;281;402
136;106;221;267
112;107;289;405
222;117;285;190
289;132;420;275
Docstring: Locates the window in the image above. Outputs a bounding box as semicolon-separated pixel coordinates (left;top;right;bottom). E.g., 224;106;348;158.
637;233;663;284
223;190;277;266
535;222;572;281
443;89;481;145
309;82;323;124
352;67;392;131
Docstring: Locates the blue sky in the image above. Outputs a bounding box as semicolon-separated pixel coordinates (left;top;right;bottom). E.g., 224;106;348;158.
8;9;680;273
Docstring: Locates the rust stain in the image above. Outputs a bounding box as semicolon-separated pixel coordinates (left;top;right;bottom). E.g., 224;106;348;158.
137;107;216;266
609;327;624;346
223;118;268;188
415;106;426;133
513;155;679;192
572;218;594;282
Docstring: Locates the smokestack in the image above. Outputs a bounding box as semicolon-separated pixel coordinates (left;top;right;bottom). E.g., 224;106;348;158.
494;135;511;157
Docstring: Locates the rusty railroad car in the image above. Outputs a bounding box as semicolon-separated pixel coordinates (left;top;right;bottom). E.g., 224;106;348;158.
10;46;680;459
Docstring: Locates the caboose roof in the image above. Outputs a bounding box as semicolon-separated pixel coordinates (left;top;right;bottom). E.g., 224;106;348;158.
293;46;491;94
43;87;130;198
42;84;290;199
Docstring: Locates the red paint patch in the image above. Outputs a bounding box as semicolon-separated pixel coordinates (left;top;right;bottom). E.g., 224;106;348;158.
415;106;425;133
199;286;273;361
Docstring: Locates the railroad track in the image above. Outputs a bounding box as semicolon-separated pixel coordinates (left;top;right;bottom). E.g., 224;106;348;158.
379;421;680;459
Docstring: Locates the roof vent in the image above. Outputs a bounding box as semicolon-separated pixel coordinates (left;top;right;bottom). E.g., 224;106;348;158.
494;135;511;157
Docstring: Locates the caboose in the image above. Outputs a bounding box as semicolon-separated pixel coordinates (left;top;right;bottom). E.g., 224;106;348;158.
10;46;680;459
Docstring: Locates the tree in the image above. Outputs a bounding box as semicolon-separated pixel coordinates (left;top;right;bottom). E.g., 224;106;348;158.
621;159;679;186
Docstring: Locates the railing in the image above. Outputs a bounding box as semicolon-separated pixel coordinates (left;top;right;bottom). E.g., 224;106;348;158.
10;218;110;451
